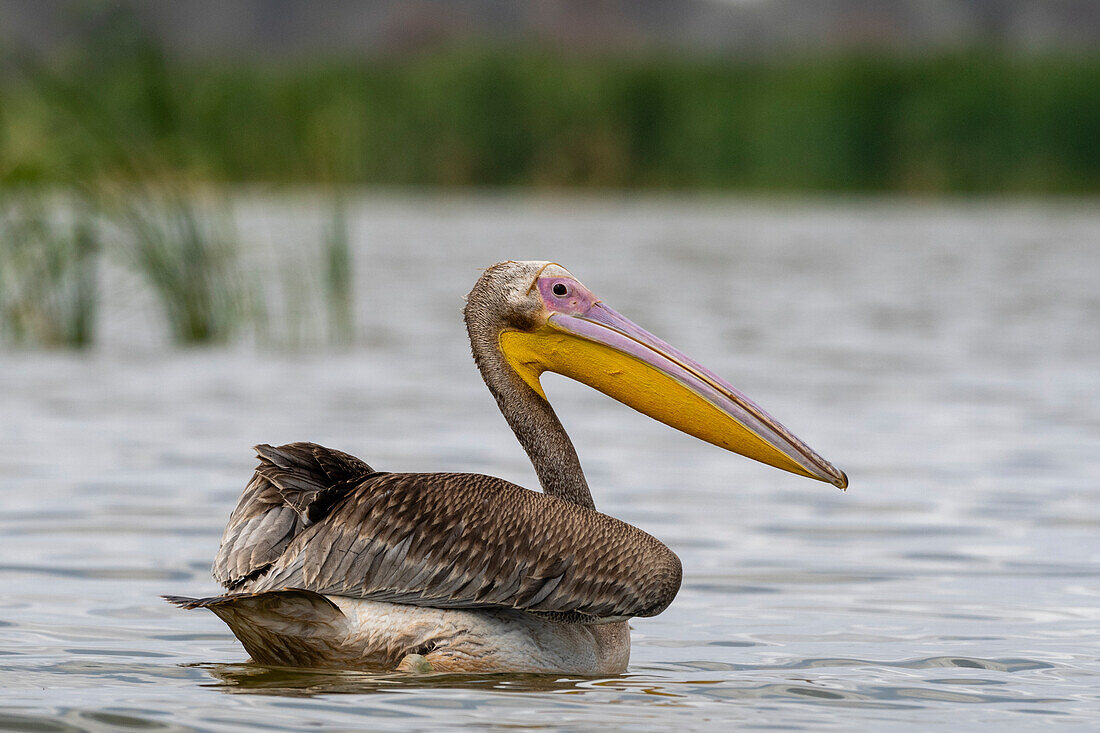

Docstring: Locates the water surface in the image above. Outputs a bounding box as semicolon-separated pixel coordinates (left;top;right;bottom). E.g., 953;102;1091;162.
2;197;1098;729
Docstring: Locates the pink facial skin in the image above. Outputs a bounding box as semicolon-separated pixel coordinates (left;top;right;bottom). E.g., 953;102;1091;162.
536;276;598;317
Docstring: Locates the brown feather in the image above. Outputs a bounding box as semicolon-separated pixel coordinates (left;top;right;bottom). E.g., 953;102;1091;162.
223;454;681;622
212;443;377;589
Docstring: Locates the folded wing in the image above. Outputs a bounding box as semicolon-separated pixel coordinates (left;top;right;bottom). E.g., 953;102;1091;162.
212;442;376;589
219;444;681;623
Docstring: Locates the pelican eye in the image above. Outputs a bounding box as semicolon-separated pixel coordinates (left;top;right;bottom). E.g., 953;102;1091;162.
552;283;569;297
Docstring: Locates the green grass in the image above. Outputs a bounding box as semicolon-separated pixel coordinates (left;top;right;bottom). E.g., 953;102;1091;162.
0;186;361;349
2;33;1097;193
0;194;98;347
111;190;249;345
1;18;1095;348
323;198;355;346
251;199;358;350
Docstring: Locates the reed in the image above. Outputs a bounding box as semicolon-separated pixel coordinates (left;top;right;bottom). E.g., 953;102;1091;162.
4;36;1099;193
252;255;315;351
323;197;355;345
252;198;357;350
0;183;362;350
113;191;249;345
0;193;98;347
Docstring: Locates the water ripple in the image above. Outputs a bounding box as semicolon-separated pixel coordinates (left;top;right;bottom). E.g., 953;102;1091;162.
3;199;1100;729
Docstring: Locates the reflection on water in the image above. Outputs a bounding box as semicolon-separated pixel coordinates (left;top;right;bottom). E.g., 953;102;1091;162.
1;197;1099;729
201;663;607;696
199;656;1062;705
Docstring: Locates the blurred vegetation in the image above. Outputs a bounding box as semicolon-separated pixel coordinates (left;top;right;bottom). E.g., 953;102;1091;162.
111;191;250;344
0;186;356;348
249;197;358;350
0;194;98;347
1;11;1096;348
0;15;1097;193
323;198;355;346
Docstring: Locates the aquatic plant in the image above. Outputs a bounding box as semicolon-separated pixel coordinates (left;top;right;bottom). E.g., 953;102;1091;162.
3;26;1098;193
251;255;315;351
0;181;359;350
114;191;249;345
323;197;355;345
0;193;98;347
250;198;357;350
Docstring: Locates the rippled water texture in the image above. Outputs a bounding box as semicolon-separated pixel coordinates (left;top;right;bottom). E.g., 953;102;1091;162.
2;198;1098;729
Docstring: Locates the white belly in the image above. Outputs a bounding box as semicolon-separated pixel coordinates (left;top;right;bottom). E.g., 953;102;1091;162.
212;593;630;674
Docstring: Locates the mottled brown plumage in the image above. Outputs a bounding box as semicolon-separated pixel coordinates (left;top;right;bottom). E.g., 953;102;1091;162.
212;442;377;590
213;443;680;623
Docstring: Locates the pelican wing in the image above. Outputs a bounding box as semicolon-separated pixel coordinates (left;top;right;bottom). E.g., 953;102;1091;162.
226;444;681;622
213;443;377;589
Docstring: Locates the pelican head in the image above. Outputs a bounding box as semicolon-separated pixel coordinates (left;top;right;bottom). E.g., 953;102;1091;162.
467;260;847;489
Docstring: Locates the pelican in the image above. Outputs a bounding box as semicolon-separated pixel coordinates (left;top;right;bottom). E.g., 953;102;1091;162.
166;261;846;674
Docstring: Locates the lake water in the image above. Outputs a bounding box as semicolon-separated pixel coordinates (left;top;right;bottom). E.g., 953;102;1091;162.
2;196;1098;730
